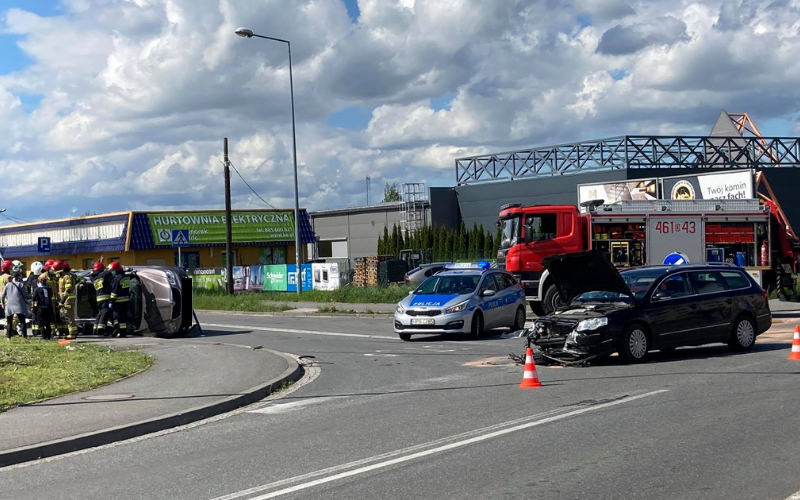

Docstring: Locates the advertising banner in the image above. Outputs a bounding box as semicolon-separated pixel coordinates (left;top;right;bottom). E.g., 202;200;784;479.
246;265;264;291
661;170;753;201
287;264;313;292
263;265;289;291
189;268;224;291
312;263;341;291
232;266;246;291
578;179;658;208
148;211;295;245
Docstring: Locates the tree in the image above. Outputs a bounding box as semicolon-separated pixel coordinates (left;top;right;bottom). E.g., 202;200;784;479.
456;222;467;261
377;233;384;256
477;224;486;259
391;225;399;258
445;230;455;262
381;226;390;256
383;182;402;202
437;226;447;261
397;229;405;256
493;226;502;259
484;231;494;260
469;223;480;260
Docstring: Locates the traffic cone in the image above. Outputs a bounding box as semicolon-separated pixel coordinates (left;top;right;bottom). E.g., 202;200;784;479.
519;347;543;388
57;339;70;346
788;326;800;361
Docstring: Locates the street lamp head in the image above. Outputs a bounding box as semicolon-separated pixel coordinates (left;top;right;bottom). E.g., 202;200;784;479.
235;27;254;38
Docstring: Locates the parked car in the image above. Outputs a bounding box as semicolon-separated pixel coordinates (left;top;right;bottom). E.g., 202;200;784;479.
394;264;527;341
404;262;448;285
529;251;772;363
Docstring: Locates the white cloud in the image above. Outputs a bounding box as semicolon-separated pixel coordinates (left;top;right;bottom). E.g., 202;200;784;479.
1;0;800;221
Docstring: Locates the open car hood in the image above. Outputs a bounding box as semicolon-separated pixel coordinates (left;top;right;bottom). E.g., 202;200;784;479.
542;250;633;303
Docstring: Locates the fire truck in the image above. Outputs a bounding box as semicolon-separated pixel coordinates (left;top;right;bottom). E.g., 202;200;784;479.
498;198;799;315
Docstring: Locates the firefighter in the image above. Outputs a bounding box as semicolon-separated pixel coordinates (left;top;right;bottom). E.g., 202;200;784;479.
56;260;81;340
32;273;54;340
108;261;131;338
0;260;12;317
91;261;113;336
43;261;60;337
26;262;43;336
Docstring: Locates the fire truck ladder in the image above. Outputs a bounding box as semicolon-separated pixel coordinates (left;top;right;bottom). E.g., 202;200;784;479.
597;199;768;214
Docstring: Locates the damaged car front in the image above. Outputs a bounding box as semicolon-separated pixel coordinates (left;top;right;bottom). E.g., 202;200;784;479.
529;250;651;363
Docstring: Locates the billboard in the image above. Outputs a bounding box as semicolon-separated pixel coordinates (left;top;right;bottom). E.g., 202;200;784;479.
312;263;341;291
287;264;313;292
148;211;295;245
661;170;753;201
263;265;289;291
578;179;658;207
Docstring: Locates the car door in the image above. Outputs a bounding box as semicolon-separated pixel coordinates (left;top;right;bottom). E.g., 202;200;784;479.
490;273;514;327
686;271;733;342
498;273;523;327
477;274;500;328
647;273;699;347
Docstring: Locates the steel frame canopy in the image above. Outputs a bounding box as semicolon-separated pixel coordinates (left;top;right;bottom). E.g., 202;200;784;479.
455;135;800;185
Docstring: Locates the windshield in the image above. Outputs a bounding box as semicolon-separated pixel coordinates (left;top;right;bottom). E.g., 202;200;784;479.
500;217;520;248
415;275;480;295
573;268;665;302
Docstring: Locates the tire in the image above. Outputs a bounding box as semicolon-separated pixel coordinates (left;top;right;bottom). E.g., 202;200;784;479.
542;284;566;315
529;302;545;317
512;306;526;331
728;315;756;352
399;333;412;341
470;312;484;339
618;324;649;363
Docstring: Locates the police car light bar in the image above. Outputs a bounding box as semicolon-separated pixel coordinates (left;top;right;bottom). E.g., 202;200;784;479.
444;261;492;270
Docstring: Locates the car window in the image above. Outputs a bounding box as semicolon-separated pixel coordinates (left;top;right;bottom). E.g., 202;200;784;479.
492;274;509;291
720;271;751;290
525;214;557;241
416;275;480;295
479;275;497;294
687;271;728;294
655;274;693;299
501;274;518;289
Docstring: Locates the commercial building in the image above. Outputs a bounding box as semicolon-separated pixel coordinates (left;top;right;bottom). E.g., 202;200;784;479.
0;209;316;271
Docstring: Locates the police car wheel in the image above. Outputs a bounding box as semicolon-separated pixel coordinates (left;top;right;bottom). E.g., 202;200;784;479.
399;333;412;342
513;306;526;331
470;312;484;338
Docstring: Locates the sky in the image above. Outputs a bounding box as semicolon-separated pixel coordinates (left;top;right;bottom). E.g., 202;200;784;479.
1;0;800;224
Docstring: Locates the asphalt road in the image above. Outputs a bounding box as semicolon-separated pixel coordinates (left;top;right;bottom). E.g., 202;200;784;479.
2;312;800;500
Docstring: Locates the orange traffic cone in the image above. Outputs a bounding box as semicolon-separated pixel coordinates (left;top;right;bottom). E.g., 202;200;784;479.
57;339;70;346
788;326;800;361
520;347;543;388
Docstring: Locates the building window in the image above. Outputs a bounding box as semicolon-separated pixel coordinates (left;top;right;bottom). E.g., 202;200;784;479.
259;247;287;265
318;240;348;259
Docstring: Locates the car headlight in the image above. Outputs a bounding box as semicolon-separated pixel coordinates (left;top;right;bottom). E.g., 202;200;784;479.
396;305;405;314
445;300;470;314
576;317;608;331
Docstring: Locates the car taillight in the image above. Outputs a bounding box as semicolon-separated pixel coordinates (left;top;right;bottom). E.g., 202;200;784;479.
405;277;410;283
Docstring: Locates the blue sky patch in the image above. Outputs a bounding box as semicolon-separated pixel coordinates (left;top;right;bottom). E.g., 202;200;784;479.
343;0;359;22
430;92;456;111
327;105;374;129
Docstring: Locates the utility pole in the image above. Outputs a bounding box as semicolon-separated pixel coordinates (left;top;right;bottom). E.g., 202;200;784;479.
224;137;234;295
366;176;371;205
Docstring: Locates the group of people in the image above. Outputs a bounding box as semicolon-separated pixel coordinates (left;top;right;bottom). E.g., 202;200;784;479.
1;258;132;341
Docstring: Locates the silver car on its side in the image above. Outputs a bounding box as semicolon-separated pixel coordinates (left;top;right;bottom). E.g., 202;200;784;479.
394;265;527;341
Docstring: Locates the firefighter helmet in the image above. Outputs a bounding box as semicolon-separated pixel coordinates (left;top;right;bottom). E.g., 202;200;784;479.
62;261;71;272
92;261;104;271
52;260;64;272
11;260;23;275
1;260;12;274
108;261;123;273
31;261;43;275
45;259;54;268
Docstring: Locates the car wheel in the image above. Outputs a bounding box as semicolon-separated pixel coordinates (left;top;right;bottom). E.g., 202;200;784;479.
729;316;756;352
542;284;567;315
619;324;649;363
470;312;484;339
529;302;545;317
399;333;412;342
513;306;526;331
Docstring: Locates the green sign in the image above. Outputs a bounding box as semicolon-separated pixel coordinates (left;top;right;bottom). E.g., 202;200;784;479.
189;268;224;291
263;265;288;291
148;212;295;245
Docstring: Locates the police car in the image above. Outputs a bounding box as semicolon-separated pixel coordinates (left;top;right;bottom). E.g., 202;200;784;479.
394;262;527;341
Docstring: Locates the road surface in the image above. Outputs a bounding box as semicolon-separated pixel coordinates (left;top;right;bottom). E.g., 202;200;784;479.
2;312;800;500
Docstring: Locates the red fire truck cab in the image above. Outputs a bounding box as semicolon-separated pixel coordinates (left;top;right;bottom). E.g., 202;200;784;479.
498;199;797;316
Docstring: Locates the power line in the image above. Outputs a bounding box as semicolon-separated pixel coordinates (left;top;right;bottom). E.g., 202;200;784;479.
227;160;278;209
0;213;29;224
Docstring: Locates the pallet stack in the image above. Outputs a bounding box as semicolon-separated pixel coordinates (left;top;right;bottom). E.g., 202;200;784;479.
353;256;390;287
353;258;368;287
365;256;379;287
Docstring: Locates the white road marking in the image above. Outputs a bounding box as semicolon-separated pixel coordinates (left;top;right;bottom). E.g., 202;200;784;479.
210;390;668;500
363;353;399;357
248;397;346;415
201;323;397;340
785;490;800;499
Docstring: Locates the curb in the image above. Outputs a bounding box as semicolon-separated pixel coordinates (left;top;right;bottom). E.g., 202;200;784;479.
195;309;394;319
0;349;304;468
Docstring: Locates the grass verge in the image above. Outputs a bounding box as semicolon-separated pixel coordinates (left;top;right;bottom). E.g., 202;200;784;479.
317;306;377;314
0;339;153;412
193;292;294;312
194;286;413;305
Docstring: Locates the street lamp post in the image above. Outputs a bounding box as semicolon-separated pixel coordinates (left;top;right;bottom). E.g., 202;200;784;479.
235;27;303;295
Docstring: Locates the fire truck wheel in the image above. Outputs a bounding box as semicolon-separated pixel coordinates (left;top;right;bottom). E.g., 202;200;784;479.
542;284;565;315
529;302;545;317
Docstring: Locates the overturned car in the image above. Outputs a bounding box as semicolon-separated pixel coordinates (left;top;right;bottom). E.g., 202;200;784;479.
74;266;196;338
528;251;771;364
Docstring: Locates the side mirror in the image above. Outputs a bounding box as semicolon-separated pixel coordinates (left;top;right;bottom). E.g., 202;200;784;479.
482;289;496;297
652;291;670;301
523;224;532;243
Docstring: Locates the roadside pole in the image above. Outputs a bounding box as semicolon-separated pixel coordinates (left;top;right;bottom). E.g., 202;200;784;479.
224;138;234;295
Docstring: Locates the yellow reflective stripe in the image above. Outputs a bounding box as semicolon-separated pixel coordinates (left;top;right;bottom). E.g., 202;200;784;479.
113;298;129;303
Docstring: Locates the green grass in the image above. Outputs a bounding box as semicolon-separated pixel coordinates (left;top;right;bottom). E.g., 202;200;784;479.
193;292;294;312
0;339;153;412
194;285;413;305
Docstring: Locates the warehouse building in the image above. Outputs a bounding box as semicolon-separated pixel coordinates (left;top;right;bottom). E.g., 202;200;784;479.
0;209;316;270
